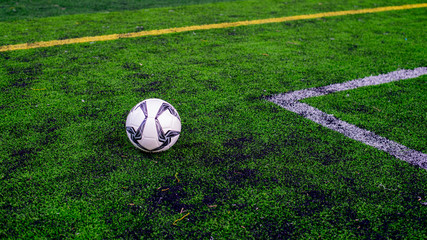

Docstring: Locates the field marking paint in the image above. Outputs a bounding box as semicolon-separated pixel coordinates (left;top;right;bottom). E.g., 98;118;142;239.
1;3;426;52
267;68;427;170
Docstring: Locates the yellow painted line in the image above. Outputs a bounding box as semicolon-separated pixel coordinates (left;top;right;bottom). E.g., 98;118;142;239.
1;3;426;52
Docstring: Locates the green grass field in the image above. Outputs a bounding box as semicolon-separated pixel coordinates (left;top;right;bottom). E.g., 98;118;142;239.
303;76;427;153
0;0;237;21
1;0;426;239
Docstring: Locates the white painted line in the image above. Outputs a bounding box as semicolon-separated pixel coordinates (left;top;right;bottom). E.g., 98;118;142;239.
267;67;427;169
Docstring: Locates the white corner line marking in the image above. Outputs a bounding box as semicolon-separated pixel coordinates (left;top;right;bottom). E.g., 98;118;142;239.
267;67;427;169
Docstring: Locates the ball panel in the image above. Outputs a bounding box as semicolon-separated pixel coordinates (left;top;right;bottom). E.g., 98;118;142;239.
145;99;164;118
139;137;161;151
157;110;173;130
142;118;158;140
138;118;161;151
126;108;146;127
171;117;182;132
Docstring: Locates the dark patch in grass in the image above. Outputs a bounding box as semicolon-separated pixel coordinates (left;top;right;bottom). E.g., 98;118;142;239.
347;219;373;238
123;62;142;71
152;185;190;212
293;140;354;165
92;89;117;98
65;187;88;199
0;225;18;239
385;89;407;99
387;206;427;228
227;29;237;36
7;63;43;88
146;176;192;213
275;167;304;188
126;203;145;216
0;202;24;213
204;152;251;167
294;186;333;217
225;168;258;186
90;124;127;156
374;212;413;238
245;93;271;103
224;167;280;189
156;228;211;240
327;206;361;231
4;148;38;179
229;202;247;210
103;130;127;152
35;117;60;146
39;133;58;146
128;72;152;80
0;52;11;60
223;135;254;148
220;134;255;163
133;80;162;93
190;177;234;206
249;217;295;239
4;122;29;139
201;79;218;91
142;174;236;235
201;132;284;168
316;147;354;165
58;79;75;94
333;187;426;239
343;206;358;221
339;175;358;188
348;44;359;52
202;195;217;205
116;224;153;240
179;230;212;240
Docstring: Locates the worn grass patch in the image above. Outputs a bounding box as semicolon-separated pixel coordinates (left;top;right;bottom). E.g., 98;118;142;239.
0;0;426;239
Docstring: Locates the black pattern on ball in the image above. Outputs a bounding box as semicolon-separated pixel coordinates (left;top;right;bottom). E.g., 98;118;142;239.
126;126;149;151
127;101;150;150
151;120;181;152
156;102;181;121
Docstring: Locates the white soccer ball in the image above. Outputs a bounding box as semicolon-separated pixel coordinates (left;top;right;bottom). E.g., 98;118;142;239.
125;98;181;152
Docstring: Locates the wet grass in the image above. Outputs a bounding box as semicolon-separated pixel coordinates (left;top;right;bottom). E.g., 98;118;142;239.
0;0;426;238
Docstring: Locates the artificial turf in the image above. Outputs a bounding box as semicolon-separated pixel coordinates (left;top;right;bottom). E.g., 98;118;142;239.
1;0;427;46
1;0;426;238
0;0;238;21
303;76;427;154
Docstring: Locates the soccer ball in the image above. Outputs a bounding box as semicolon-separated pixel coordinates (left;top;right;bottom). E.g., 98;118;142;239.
125;98;181;152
